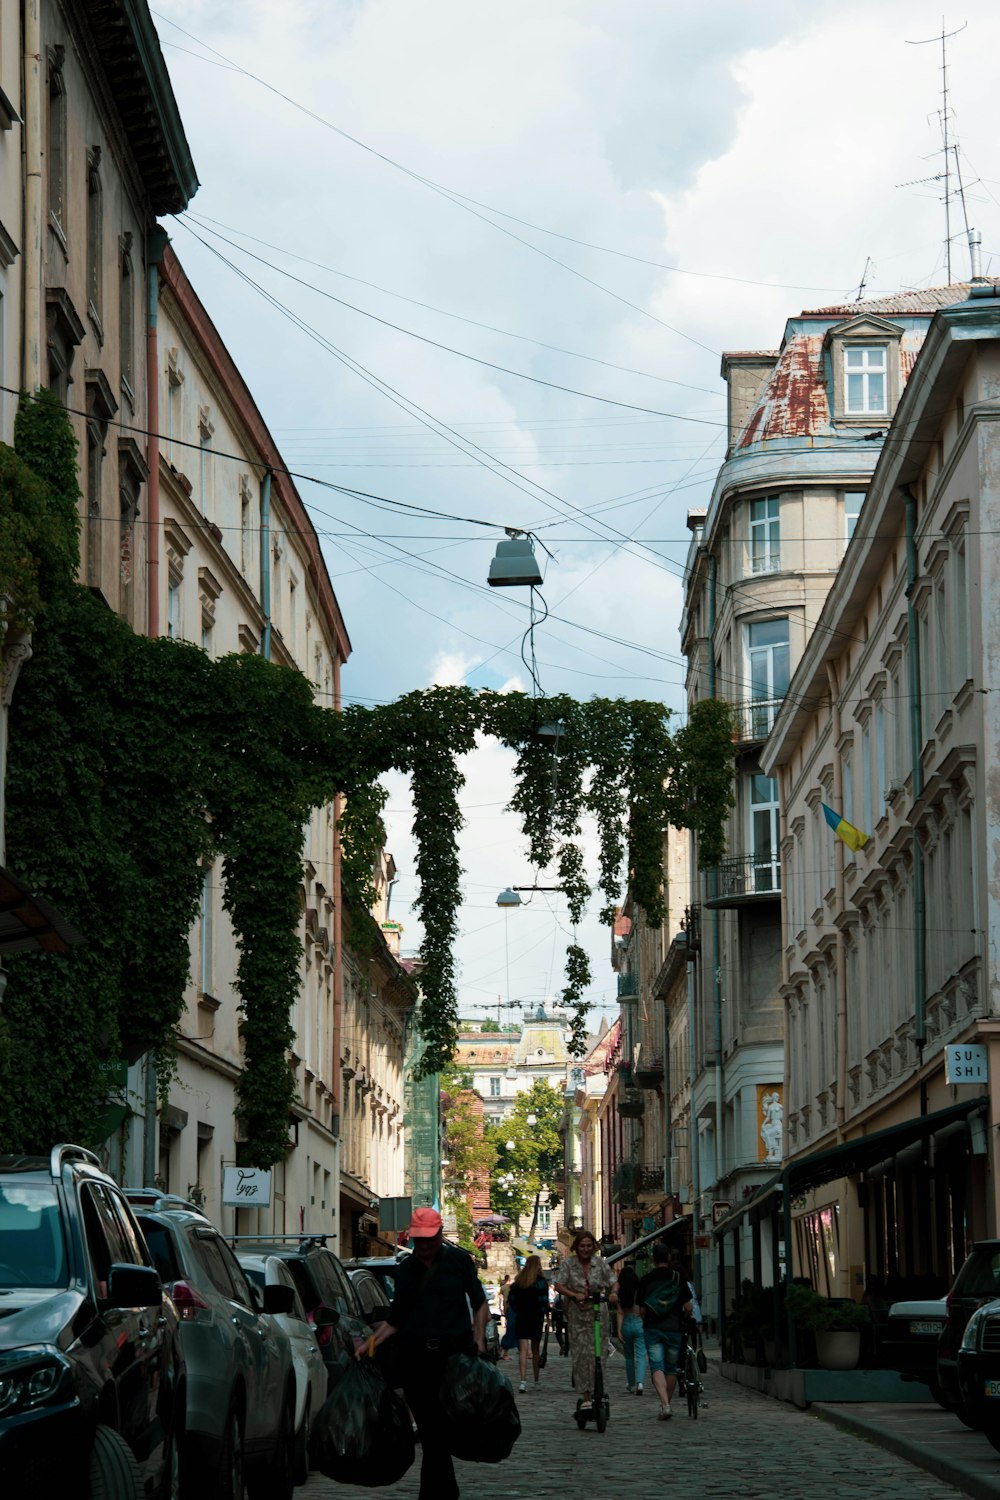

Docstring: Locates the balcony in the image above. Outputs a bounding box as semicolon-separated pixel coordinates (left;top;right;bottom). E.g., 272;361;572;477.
729;697;783;745
634;1057;664;1089
703;853;781;910
617;972;639;1004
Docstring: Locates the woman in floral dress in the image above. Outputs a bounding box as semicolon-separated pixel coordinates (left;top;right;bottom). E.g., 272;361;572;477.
553;1230;618;1411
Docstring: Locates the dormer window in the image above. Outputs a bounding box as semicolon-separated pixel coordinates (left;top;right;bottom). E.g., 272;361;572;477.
826;315;902;424
845;345;886;414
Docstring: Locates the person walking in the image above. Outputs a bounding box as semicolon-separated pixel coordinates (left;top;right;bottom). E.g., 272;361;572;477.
636;1239;692;1421
553;1229;618;1417
616;1258;647;1395
499;1273;516;1359
508;1254;549;1392
355;1207;488;1500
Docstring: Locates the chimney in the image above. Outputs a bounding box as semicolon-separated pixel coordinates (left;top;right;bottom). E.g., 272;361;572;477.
969;228;984;283
720;350;779;456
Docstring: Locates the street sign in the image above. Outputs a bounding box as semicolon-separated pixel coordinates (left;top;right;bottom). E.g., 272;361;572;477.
944;1044;988;1086
711;1200;732;1226
222;1167;272;1207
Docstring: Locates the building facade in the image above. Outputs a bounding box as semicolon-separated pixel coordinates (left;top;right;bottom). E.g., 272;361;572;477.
682;287;970;1317
759;282;1000;1302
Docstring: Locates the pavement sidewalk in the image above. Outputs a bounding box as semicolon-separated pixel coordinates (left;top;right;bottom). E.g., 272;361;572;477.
812;1400;1000;1500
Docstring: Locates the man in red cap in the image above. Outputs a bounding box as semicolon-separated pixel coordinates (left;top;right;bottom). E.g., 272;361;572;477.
356;1206;488;1500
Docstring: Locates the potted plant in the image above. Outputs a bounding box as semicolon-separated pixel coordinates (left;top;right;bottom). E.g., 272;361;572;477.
786;1282;871;1370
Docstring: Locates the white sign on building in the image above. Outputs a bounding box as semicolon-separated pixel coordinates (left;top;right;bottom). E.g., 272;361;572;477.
944;1044;988;1086
222;1167;273;1207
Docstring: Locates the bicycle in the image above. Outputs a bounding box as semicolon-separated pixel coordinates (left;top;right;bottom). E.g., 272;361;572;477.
573;1293;611;1433
675;1319;705;1419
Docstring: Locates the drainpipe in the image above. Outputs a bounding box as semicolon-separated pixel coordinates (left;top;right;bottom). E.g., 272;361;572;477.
22;0;42;390
145;228;168;639
260;470;273;660
331;653;343;1247
827;660;848;1133
902;487;927;1060
707;554;724;1191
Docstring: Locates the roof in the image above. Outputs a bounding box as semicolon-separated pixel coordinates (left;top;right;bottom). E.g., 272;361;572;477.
86;0;198;213
801;284;975;317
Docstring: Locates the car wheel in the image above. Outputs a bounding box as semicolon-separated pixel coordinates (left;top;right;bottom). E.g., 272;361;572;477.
954;1401;985;1431
88;1424;144;1500
292;1394;311;1486
247;1389;294;1500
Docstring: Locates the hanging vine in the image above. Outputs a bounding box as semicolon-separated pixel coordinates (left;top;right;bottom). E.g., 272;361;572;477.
0;398;736;1163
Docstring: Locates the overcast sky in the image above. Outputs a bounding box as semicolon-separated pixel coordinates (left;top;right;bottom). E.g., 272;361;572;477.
154;0;1000;1033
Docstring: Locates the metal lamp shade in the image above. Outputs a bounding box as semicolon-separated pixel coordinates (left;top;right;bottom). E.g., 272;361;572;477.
496;888;522;908
487;538;543;587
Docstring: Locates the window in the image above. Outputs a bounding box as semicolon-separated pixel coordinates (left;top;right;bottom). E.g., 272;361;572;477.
120;235;135;402
47;48;67;232
844;491;865;547
489;1076;501;1097
843;756;855;862
198;407;214;514
86;148;103;331
747;618;790;735
953;536;969;686
861;720;872;835
240;475;253;575
536;1204;552;1231
749;774;780;893
198;863;214;995
844;345;887;414
749;496;780;574
167;565;181;639
874;701;886;816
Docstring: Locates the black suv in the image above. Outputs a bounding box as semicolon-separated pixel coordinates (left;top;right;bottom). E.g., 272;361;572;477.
937;1239;1000;1421
0;1145;181;1496
235;1237;368;1388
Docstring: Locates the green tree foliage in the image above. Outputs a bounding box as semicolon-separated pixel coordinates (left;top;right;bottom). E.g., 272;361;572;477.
439;1061;497;1251
486;1078;565;1236
0;397;735;1166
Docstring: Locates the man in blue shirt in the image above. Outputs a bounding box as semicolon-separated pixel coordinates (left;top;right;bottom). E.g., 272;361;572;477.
357;1207;488;1500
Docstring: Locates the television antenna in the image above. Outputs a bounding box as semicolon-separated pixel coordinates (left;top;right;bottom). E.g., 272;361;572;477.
905;20;967;284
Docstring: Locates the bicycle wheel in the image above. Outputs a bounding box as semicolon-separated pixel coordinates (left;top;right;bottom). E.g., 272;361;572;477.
685;1350;699;1419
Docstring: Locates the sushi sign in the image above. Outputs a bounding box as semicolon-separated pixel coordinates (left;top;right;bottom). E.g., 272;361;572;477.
944;1044;988;1085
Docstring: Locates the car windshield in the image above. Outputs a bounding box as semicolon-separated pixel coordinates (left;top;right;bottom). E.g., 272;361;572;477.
0;1181;68;1288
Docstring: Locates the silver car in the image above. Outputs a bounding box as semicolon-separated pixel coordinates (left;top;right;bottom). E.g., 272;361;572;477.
128;1196;296;1500
237;1251;327;1485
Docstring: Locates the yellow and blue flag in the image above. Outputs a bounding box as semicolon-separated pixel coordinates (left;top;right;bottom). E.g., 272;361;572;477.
822;802;870;852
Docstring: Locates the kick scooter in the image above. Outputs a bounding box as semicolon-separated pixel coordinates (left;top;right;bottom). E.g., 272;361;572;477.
574;1294;610;1432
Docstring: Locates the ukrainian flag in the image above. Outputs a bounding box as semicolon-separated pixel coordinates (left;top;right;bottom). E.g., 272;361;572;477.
822;802;870;852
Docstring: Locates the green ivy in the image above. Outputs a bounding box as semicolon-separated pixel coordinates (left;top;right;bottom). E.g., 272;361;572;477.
0;398;736;1165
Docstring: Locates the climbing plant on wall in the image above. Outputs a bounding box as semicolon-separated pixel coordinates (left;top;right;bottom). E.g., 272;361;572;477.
0;396;735;1166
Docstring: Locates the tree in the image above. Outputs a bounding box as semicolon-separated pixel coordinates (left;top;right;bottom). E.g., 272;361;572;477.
479;1018;502;1033
439;1063;497;1253
486;1078;565;1240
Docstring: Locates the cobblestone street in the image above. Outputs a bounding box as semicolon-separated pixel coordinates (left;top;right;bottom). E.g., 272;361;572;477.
303;1349;966;1500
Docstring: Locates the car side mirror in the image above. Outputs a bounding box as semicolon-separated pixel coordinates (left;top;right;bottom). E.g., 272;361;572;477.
313;1304;340;1328
106;1263;163;1309
262;1283;295;1316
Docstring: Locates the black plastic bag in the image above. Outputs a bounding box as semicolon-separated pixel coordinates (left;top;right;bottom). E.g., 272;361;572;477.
312;1353;415;1487
440;1352;521;1463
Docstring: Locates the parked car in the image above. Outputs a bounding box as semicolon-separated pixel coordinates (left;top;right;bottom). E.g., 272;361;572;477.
236;1251;327;1486
127;1193;297;1500
0;1145;182;1497
937;1240;1000;1424
235;1237;369;1390
883;1297;948;1402
954;1295;1000;1449
345;1265;393;1326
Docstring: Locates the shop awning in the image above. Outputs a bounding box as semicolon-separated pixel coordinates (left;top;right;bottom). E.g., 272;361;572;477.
0;866;84;955
714;1093;989;1239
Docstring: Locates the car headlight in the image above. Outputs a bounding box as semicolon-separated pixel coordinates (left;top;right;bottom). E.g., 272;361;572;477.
0;1348;72;1417
960;1311;985;1353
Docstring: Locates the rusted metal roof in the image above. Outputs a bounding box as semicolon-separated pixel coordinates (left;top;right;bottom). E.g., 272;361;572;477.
732;284;976;450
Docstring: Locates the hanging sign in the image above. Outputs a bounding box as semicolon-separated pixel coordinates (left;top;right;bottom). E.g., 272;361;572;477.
222;1167;273;1207
945;1044;988;1086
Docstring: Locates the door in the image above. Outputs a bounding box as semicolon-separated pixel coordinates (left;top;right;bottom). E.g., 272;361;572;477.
749;774;780;893
747;619;790;736
78;1184;164;1484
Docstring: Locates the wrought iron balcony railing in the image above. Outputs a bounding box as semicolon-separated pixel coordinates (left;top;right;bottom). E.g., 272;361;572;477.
705;853;781;907
729;697;783;744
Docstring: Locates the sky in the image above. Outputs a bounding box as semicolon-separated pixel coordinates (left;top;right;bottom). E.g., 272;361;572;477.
152;0;1000;1035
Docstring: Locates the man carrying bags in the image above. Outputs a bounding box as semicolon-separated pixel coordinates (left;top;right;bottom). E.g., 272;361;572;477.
355;1207;489;1500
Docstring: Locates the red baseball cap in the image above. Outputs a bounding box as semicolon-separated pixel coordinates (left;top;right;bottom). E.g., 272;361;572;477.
409;1207;443;1238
